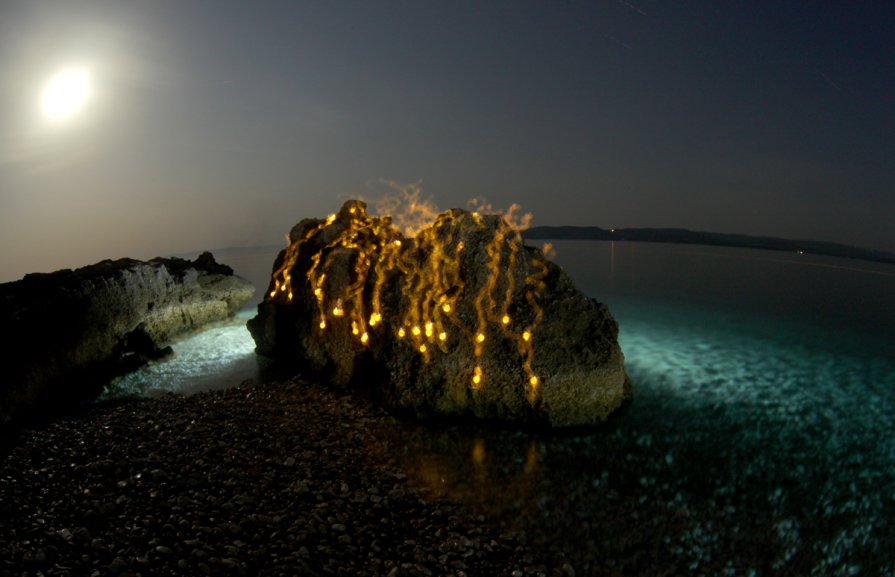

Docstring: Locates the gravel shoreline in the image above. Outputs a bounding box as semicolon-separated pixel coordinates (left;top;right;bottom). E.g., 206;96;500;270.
0;381;562;577
2;379;892;576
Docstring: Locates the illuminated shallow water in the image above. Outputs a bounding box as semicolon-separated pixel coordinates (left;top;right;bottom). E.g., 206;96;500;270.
103;242;895;573
104;310;265;398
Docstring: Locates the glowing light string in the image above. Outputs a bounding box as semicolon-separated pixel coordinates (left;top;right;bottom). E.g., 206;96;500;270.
265;197;547;404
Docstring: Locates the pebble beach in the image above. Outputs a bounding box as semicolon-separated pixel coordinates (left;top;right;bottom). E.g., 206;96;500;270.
2;374;893;576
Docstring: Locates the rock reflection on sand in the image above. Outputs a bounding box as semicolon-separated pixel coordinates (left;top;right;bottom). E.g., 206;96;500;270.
410;436;543;516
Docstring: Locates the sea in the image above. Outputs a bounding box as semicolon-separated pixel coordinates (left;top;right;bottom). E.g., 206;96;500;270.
106;240;895;574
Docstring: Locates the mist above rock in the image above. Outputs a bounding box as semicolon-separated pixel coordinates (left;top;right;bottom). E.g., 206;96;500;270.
249;201;630;427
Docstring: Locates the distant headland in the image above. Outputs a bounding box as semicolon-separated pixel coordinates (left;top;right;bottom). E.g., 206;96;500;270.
522;226;895;266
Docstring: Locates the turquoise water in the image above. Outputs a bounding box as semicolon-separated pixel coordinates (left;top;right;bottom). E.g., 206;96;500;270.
104;311;264;397
596;301;894;573
552;242;895;574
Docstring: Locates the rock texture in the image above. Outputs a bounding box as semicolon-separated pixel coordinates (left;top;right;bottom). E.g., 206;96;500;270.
249;201;630;427
0;252;254;426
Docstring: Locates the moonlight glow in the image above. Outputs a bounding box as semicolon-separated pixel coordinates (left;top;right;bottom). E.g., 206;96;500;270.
40;68;91;121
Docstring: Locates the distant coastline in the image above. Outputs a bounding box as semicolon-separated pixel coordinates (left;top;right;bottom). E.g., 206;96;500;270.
523;226;895;266
198;225;895;269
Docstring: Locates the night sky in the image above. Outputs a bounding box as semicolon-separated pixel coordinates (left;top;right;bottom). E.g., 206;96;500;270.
1;0;893;282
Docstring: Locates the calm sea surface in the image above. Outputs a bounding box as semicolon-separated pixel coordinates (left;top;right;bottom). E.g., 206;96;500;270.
107;240;895;574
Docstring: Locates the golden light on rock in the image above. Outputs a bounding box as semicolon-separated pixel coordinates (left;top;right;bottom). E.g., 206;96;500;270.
471;366;483;389
471;438;486;464
249;188;635;427
265;193;547;399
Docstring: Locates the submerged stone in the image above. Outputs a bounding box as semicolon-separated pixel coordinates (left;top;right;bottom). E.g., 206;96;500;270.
0;252;254;426
249;201;630;427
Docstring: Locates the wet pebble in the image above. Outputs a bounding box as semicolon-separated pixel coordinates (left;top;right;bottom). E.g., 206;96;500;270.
0;381;538;576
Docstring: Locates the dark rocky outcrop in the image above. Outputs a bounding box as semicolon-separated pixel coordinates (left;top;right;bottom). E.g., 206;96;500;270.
249;201;630;428
0;252;254;427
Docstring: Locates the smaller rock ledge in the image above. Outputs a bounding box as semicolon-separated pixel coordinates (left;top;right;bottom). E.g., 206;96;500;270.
0;252;255;427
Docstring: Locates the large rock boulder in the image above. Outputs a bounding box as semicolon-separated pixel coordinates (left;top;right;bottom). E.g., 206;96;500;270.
249;201;630;428
0;252;254;426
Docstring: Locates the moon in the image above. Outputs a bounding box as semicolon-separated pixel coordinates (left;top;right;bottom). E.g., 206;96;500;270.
41;68;91;121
